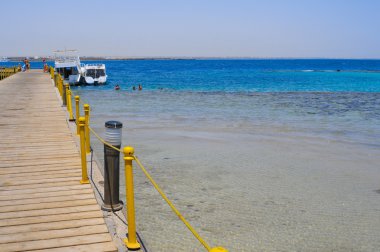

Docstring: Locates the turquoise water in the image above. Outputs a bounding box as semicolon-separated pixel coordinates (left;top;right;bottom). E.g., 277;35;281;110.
82;59;380;92
2;59;380;145
3;59;380;92
65;59;380;147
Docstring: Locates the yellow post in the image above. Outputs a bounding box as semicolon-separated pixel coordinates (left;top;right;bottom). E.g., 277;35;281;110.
123;147;141;250
54;73;57;86
75;96;80;135
67;89;74;121
64;83;69;107
58;75;61;91
56;75;60;93
59;76;63;98
79;117;89;184
84;104;91;154
58;75;61;96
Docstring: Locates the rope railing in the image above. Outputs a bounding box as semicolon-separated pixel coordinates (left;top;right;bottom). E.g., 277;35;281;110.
133;155;212;251
88;126;121;152
88;121;226;251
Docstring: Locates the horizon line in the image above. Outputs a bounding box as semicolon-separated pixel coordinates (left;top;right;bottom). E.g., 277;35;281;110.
3;56;380;60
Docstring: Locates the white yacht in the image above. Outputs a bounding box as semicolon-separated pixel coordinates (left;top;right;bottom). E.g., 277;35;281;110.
0;57;9;62
83;64;107;85
54;50;84;84
54;50;107;85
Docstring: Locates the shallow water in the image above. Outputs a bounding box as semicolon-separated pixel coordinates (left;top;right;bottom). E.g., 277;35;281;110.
75;90;380;148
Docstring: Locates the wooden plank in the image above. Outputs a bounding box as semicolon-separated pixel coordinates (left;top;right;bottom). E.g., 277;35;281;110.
0;205;100;220
0;176;79;186
0;184;92;196
31;242;117;252
0;164;80;175
0;180;80;191
0;159;81;168
0;218;106;235
0;224;108;244
0;192;95;207
1;233;112;252
0;188;94;201
0;210;103;227
0;169;80;179
0;198;98;213
0;143;76;149
0;150;79;157
0;155;81;163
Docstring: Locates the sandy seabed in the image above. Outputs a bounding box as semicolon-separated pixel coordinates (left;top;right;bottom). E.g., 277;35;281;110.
90;122;380;252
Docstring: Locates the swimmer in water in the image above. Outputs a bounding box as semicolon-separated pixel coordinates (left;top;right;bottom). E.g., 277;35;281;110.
138;84;142;91
115;85;120;90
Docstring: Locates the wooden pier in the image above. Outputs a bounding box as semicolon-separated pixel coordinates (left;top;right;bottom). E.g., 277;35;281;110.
0;70;117;251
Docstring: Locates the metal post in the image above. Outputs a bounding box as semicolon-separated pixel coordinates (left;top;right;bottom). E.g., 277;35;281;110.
123;146;141;250
79;117;89;184
84;104;91;154
75;96;80;135
102;121;123;212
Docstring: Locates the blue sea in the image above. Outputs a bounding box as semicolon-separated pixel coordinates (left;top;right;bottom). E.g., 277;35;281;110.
2;59;380;146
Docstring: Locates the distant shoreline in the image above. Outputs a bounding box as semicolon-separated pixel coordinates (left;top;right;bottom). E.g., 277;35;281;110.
3;57;380;62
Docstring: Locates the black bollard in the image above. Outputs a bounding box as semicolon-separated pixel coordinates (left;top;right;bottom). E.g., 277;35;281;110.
102;121;123;211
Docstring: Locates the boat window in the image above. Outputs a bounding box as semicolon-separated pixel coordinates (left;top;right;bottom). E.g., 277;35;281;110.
71;67;78;75
86;69;96;77
96;69;105;77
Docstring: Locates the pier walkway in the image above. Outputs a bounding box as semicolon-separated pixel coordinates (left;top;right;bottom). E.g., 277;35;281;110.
0;70;117;252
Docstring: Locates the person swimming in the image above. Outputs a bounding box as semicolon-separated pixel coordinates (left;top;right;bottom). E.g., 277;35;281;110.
114;85;120;90
138;84;142;91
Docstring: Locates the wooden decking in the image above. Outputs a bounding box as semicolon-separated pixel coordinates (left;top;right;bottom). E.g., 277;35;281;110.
0;70;117;252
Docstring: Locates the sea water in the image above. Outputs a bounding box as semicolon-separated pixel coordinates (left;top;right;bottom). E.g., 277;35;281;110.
68;59;380;147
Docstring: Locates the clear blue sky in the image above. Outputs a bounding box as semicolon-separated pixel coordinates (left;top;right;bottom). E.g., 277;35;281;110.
1;0;380;58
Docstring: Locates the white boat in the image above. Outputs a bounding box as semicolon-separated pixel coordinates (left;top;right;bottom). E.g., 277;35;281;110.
83;64;107;85
54;50;107;85
54;50;84;84
0;57;9;62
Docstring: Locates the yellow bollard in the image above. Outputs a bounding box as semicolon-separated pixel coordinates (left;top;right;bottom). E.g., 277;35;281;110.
54;73;57;87
67;89;74;121
75;96;80;135
123;147;141;250
84;104;91;154
57;75;61;96
59;76;64;98
64;83;70;107
62;83;68;106
57;75;60;93
79;117;89;184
